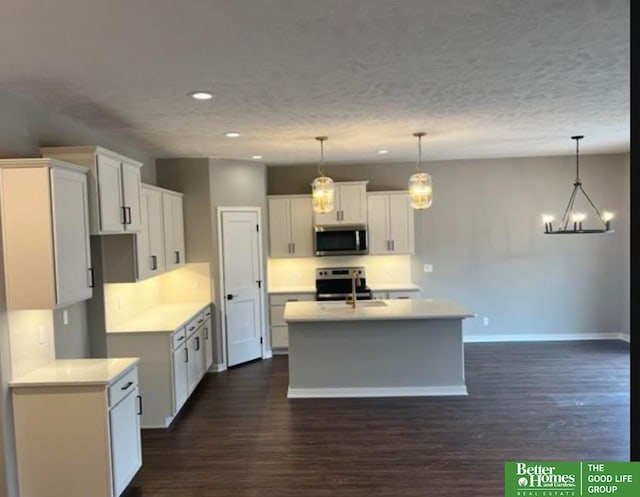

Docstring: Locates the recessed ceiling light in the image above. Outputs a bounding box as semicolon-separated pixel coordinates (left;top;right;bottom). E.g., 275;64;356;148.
224;132;241;138
251;155;263;159
377;149;389;154
189;91;214;100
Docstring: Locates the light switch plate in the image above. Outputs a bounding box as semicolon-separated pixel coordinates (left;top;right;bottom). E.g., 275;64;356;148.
423;264;433;273
62;309;69;325
38;326;47;344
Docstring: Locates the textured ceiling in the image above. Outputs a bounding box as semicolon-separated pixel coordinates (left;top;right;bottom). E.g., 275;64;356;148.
0;0;629;165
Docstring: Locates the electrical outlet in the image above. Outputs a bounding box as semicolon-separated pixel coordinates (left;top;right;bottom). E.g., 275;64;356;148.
423;264;433;273
483;317;489;327
62;309;69;325
38;326;47;344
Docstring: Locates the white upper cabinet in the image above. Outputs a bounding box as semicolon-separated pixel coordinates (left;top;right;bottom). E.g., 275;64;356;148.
268;195;313;257
163;191;185;270
40;146;143;235
0;159;92;309
313;181;368;226
137;186;166;280
367;191;415;255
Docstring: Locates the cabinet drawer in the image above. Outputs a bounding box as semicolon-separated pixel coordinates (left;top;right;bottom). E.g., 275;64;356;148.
185;312;204;337
372;292;388;300
269;293;314;305
271;326;288;349
203;306;212;319
108;366;139;408
269;305;286;327
172;328;186;350
388;290;421;299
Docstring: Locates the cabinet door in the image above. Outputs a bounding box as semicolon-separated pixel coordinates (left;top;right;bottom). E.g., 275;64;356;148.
387;290;420;299
162;192;176;270
289;197;314;256
146;188;166;276
187;327;203;395
203;317;214;371
338;183;367;224
313;200;340;226
172;345;189;413
268;197;292;257
136;189;153;280
366;195;390;255
388;194;414;254
96;154;125;233
50;167;93;306
121;161;142;232
109;387;142;497
172;195;185;267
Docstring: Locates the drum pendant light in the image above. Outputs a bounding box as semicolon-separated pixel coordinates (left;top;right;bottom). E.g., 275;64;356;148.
311;136;335;214
408;132;433;209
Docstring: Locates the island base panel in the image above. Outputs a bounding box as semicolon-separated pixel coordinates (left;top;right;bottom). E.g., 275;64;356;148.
287;319;467;398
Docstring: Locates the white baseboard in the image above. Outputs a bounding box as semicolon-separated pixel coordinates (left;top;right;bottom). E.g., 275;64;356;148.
620;333;630;343
263;349;273;359
463;333;623;343
287;385;468;399
272;348;288;355
210;362;227;372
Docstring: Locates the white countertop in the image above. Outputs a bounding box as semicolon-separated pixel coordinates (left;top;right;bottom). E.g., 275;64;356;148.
10;358;139;388
283;298;474;322
107;302;211;333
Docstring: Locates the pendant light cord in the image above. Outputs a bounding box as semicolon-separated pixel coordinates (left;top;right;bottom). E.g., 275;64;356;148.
316;136;327;176
413;132;426;172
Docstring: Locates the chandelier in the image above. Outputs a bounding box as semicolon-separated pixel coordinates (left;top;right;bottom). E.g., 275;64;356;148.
311;136;335;214
543;135;613;234
408;132;433;209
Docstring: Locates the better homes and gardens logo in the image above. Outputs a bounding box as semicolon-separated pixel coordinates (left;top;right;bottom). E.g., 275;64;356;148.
505;462;640;497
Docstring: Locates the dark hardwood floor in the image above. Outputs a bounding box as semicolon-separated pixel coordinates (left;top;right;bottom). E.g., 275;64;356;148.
122;340;629;497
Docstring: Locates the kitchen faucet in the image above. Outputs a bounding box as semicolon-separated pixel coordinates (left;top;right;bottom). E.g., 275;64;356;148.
347;270;361;308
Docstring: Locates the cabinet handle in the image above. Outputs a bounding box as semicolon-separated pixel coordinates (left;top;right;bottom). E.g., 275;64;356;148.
287;243;291;254
176;335;185;342
188;325;196;331
391;240;395;251
185;348;189;363
88;267;95;288
151;255;158;270
287;299;299;302
136;395;143;415
126;206;132;225
292;242;295;253
195;337;200;351
121;206;127;225
204;326;208;339
197;319;204;324
175;251;180;264
120;381;134;391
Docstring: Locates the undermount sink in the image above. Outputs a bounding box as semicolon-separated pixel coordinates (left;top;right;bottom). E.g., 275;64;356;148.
320;300;388;310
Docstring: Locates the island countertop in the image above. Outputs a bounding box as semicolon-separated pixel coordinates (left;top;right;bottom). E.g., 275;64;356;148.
283;298;474;323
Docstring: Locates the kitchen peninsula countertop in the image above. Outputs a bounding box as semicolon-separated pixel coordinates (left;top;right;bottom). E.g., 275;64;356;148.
284;298;473;323
10;357;139;387
107;302;211;333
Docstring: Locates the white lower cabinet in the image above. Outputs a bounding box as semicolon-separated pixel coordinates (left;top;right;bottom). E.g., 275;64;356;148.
11;359;142;497
203;307;214;371
372;289;421;300
269;293;314;351
107;304;211;428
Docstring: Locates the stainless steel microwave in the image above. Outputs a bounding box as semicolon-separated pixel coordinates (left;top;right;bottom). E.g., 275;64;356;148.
314;224;368;256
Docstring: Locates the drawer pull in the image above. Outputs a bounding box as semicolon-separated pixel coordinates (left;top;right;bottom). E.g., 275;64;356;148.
177;336;185;341
188;326;196;331
136;395;143;415
197;319;204;324
287;299;299;302
120;381;134;391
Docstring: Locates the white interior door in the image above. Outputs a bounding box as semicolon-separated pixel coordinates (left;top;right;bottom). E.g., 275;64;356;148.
220;210;264;367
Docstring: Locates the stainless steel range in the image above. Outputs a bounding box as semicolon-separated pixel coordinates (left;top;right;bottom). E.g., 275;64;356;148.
315;266;373;301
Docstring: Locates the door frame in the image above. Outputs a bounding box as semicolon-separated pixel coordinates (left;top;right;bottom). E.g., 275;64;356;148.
216;206;268;368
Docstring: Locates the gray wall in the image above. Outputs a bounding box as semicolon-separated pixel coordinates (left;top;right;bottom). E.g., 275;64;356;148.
157;158;269;365
0;88;158;497
268;152;629;339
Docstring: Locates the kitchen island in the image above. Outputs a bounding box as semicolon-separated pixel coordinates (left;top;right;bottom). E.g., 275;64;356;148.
283;299;474;398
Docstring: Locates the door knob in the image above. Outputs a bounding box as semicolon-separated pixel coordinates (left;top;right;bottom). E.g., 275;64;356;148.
226;294;236;300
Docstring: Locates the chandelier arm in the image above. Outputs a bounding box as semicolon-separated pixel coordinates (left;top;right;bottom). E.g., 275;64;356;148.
560;184;580;230
578;184;605;225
